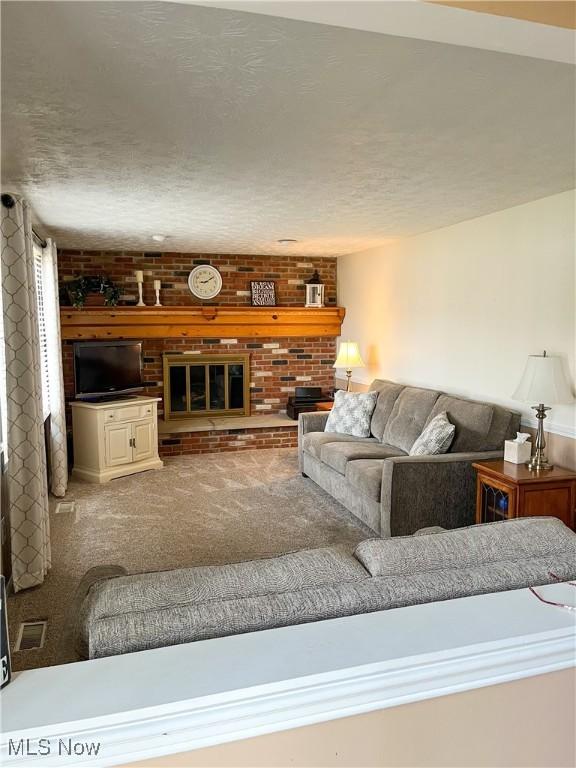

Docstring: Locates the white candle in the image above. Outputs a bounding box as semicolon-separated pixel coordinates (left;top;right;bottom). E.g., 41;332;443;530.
153;280;161;290
134;270;144;283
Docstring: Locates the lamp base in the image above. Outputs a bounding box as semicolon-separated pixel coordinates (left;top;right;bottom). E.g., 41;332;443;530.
526;454;553;472
526;403;553;471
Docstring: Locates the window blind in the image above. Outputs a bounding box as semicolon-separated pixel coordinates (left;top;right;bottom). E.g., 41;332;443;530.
33;245;50;421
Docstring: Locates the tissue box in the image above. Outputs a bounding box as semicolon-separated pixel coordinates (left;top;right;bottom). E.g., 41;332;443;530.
504;439;532;464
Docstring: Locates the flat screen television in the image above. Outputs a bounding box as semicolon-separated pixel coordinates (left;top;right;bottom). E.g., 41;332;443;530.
74;341;143;400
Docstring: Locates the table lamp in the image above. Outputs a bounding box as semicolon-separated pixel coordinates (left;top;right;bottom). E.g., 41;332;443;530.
333;341;365;392
512;351;573;470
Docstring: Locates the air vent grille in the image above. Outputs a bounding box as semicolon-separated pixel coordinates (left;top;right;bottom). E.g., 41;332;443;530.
15;621;47;651
55;501;75;515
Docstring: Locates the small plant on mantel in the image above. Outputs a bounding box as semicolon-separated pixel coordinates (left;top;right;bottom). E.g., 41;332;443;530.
62;275;121;309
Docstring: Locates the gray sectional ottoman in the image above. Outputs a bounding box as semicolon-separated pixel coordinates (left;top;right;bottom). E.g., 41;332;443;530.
78;518;576;660
298;379;521;536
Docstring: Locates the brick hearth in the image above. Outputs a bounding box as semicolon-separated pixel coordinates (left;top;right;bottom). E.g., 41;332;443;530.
158;425;299;458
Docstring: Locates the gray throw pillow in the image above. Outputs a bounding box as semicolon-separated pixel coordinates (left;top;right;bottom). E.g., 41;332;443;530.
409;411;455;456
324;390;378;438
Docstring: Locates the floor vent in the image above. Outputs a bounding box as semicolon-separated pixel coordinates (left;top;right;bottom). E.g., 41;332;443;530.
55;501;76;515
15;621;47;651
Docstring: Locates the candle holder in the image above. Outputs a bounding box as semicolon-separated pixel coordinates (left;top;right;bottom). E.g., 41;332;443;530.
154;280;162;307
134;270;145;307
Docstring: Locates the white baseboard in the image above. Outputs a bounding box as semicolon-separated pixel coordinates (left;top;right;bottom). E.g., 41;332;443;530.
520;417;576;440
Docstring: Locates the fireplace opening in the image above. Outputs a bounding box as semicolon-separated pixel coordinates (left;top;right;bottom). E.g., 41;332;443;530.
163;354;251;420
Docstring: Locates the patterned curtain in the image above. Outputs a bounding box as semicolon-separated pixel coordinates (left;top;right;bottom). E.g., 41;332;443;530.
44;239;68;497
1;195;51;591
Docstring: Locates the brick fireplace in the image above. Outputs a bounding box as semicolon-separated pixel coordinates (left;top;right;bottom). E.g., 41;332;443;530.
59;249;339;456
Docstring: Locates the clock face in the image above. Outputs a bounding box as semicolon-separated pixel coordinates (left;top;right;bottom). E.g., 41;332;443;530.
188;265;223;300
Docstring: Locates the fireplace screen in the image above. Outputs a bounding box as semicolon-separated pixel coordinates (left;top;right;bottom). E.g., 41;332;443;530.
163;354;250;419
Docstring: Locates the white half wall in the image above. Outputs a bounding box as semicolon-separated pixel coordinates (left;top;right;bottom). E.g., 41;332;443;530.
337;189;576;439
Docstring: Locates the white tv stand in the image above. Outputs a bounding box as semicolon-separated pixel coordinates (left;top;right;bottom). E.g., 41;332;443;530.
71;396;163;483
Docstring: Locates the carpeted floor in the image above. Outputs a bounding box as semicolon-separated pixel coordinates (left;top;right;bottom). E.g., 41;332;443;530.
8;448;373;671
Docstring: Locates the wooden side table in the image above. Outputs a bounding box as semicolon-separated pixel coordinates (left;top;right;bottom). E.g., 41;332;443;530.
473;460;576;530
315;401;333;411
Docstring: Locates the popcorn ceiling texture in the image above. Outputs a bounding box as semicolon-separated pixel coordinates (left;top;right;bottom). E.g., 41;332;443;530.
59;251;337;454
4;2;574;256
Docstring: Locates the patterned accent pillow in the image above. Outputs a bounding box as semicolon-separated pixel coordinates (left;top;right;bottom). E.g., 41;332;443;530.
409;412;455;456
324;390;378;438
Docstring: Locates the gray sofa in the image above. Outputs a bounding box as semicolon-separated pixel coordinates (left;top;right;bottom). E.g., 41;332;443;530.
299;380;521;536
77;518;576;659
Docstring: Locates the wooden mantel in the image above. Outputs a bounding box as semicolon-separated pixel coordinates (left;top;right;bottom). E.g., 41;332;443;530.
60;306;346;340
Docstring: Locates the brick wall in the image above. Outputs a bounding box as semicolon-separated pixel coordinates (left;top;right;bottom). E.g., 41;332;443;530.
158;426;298;458
62;336;336;419
58;250;336;307
59;250;337;454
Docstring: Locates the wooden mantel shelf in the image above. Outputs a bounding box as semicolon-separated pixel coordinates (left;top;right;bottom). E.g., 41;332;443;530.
60;306;346;340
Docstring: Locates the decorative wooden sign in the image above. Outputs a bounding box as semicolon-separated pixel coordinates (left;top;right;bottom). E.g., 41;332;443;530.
250;281;276;307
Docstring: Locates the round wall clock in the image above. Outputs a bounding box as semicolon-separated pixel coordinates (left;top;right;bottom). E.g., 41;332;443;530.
188;265;223;300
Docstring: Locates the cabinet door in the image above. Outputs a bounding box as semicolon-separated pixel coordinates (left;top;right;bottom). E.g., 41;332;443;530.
133;421;154;462
476;475;516;524
104;424;133;467
519;484;574;528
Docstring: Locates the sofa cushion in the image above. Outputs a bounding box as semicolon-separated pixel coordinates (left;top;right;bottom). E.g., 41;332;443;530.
488;405;520;448
368;380;405;441
88;547;369;618
321;442;405;475
346;459;386;501
302;432;378;461
425;395;497;453
409;412;455;456
325;390;378;437
414;526;446;535
382;386;440;453
354;517;573;577
78;546;370;657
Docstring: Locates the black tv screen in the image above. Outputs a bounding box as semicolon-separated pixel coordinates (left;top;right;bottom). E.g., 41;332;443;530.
74;341;143;398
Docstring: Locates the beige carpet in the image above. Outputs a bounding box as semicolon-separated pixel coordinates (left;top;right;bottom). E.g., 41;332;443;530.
8;448;372;671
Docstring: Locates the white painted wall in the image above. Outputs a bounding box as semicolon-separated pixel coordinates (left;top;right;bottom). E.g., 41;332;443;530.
338;190;576;439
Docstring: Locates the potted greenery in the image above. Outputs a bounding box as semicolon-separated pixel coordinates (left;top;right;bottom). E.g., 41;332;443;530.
62;275;121;309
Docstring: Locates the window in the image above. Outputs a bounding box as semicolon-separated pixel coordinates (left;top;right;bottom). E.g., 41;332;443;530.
33;243;50;421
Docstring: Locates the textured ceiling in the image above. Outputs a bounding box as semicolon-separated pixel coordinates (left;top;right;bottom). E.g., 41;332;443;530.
1;1;574;256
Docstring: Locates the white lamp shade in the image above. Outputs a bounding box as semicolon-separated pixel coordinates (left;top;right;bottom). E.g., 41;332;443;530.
512;354;573;405
333;341;365;369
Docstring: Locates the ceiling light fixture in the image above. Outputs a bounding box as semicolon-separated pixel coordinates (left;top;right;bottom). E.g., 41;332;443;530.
152;234;166;243
277;239;298;245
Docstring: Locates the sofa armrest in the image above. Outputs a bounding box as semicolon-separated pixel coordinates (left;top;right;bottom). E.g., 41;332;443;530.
299;411;330;435
298;411;330;471
380;450;503;537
